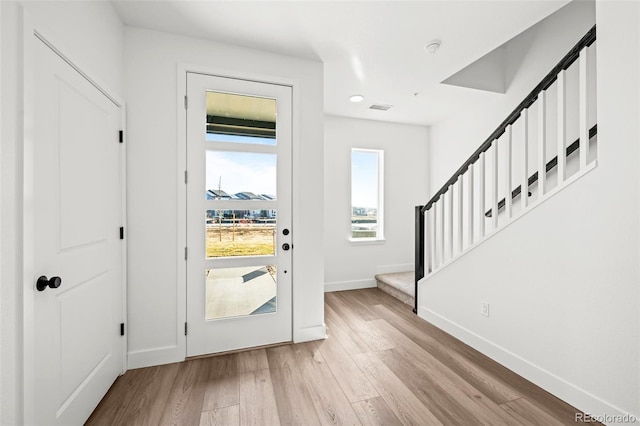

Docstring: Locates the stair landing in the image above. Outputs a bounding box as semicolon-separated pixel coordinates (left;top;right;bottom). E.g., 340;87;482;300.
375;271;414;306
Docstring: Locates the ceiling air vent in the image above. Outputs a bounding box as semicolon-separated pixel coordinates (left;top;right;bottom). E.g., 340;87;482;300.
369;104;393;111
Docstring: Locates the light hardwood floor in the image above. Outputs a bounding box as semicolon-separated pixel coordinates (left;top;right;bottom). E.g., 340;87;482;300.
87;288;595;425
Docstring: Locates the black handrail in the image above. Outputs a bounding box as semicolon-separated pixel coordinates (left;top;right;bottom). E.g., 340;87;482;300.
485;124;597;217
422;25;596;213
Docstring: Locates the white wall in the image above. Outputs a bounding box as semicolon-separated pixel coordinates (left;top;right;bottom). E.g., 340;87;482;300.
124;27;325;368
420;0;640;420
0;1;124;423
324;115;429;291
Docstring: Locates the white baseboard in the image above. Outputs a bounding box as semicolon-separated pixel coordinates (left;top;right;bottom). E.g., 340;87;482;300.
375;263;413;275
127;345;184;370
418;306;637;424
294;323;327;343
324;279;376;292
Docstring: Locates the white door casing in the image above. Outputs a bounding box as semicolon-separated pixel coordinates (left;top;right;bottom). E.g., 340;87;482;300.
25;37;124;425
186;73;293;356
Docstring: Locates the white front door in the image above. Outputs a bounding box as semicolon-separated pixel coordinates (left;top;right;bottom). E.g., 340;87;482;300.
28;38;124;425
186;73;293;356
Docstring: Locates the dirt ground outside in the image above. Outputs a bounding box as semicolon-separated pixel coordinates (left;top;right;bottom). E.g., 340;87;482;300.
206;224;276;257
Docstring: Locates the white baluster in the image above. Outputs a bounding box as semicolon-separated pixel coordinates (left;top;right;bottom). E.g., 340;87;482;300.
447;186;453;260
505;125;513;220
521;109;529;209
425;208;431;274
467;164;474;247
492;140;499;230
557;69;566;184
457;176;463;254
430;204;436;269
538;91;547;196
439;197;445;266
478;153;486;238
428;207;436;270
579;48;589;169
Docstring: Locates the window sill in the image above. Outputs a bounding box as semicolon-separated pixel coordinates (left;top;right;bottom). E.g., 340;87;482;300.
348;238;386;245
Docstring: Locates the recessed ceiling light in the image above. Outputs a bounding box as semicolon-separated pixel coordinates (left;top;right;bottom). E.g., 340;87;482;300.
349;94;364;103
425;41;441;54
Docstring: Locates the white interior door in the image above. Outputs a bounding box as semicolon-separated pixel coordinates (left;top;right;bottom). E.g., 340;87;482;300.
29;38;123;425
186;73;292;356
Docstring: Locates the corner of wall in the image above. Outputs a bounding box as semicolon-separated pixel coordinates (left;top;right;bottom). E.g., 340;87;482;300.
323;117;428;294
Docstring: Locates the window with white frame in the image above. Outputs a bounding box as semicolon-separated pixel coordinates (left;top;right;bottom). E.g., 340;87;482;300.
351;148;384;240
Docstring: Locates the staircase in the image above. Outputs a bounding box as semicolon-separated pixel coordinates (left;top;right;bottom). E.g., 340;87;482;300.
375;272;414;306
414;26;598;305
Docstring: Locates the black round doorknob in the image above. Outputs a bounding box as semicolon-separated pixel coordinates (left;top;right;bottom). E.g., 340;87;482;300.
36;276;62;292
283;229;290;236
282;243;290;251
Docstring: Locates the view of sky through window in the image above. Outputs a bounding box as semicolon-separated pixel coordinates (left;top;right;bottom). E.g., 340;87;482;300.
206;149;277;196
351;150;379;209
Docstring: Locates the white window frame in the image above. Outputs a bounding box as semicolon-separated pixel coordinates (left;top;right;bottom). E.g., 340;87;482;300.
350;148;384;242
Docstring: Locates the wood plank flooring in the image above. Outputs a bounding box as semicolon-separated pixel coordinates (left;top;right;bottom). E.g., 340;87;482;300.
87;288;594;425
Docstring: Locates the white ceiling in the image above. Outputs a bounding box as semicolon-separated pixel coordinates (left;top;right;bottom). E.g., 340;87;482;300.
112;0;570;126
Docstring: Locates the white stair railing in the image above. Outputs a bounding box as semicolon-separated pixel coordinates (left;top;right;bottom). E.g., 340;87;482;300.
413;26;597;313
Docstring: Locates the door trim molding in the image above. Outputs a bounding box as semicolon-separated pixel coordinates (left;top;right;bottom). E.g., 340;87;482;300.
21;11;127;423
176;63;299;361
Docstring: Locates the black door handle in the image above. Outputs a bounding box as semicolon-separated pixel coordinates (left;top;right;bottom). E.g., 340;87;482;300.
282;243;290;251
37;276;62;292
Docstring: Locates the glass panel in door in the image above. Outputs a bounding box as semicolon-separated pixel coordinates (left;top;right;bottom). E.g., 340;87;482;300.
205;92;278;321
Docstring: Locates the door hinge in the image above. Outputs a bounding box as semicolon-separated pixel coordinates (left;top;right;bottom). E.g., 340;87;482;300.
119;227;124;240
119;130;124;143
184;95;188;110
184;322;188;336
184;170;188;184
184;247;188;260
120;323;125;336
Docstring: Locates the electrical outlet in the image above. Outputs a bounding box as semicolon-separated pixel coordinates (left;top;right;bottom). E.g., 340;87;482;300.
481;302;490;317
